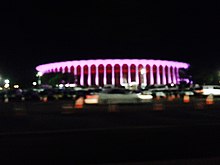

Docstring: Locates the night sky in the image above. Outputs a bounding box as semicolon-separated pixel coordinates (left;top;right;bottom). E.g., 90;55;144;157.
1;1;220;87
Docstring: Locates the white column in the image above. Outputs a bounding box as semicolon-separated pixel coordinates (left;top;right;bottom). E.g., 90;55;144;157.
104;65;107;85
112;65;115;86
120;65;123;86
172;68;177;84
73;66;76;84
74;66;77;77
162;66;166;85
95;66;99;86
143;66;147;86
168;66;172;84
80;66;84;86
128;65;131;85
176;68;180;84
150;65;154;85
88;65;91;86
157;66;160;85
135;65;139;84
140;66;147;89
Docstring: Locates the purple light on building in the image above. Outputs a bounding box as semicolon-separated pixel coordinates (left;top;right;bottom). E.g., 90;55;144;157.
36;59;190;87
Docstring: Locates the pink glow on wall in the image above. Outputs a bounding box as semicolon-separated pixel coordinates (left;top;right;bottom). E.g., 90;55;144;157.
35;59;190;86
36;59;189;74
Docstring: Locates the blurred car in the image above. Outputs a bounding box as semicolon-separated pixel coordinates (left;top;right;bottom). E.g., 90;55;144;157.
147;85;170;98
22;89;41;101
179;88;194;96
84;88;140;104
136;90;153;100
197;85;220;96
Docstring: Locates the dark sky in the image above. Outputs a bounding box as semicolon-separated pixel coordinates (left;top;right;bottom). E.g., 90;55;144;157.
0;1;220;86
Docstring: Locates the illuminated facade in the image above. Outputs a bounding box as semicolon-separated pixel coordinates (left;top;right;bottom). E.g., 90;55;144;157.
36;59;190;87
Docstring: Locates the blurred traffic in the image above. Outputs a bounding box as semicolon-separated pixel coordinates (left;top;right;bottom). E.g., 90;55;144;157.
1;84;220;104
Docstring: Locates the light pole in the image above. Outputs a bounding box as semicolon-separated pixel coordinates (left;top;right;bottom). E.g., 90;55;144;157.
0;76;2;87
36;72;43;86
140;68;146;89
218;71;220;84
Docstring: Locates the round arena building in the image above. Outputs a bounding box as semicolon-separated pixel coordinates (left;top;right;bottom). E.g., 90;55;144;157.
36;59;190;87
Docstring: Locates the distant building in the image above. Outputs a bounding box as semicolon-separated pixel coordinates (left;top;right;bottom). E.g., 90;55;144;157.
36;59;190;87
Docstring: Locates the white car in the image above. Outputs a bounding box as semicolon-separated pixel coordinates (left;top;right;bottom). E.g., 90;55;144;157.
84;88;140;104
200;85;220;96
136;90;153;100
98;88;140;104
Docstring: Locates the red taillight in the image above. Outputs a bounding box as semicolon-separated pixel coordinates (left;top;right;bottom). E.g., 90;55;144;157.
85;94;99;104
86;95;99;99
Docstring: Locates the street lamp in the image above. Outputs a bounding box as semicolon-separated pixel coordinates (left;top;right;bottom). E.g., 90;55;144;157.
32;81;37;86
4;79;10;89
4;79;10;84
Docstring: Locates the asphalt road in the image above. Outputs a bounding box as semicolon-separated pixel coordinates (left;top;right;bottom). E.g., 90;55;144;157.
1;97;220;164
